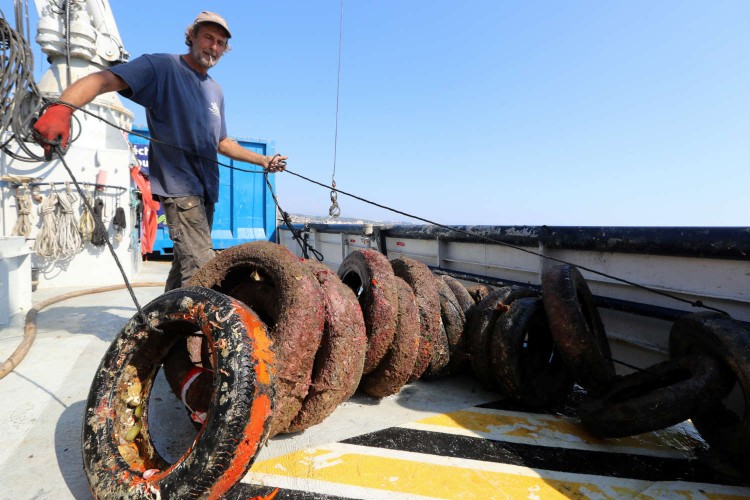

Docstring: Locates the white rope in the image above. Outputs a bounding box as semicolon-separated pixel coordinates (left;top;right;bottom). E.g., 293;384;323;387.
57;184;82;257
34;193;60;259
11;185;33;237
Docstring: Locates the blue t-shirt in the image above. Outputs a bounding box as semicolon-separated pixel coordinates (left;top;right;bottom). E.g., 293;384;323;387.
110;54;227;203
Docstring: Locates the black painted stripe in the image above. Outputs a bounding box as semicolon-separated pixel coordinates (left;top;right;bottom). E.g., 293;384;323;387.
341;427;750;487
225;483;354;500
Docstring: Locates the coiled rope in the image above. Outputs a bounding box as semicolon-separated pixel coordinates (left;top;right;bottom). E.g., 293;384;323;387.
33;192;60;259
90;197;108;247
11;184;32;237
56;182;82;257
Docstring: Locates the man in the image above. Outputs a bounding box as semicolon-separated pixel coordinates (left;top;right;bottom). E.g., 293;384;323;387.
33;11;287;291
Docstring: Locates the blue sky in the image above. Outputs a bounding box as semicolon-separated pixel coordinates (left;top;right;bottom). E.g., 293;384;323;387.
17;1;750;226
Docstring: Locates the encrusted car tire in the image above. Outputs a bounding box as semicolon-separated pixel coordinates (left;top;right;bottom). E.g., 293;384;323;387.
542;264;615;396
669;312;750;462
338;249;399;375
189;241;325;437
491;297;574;409
435;276;468;374
286;261;367;432
578;352;731;438
466;286;538;389
391;256;448;380
440;275;474;315
83;287;275;500
360;276;421;398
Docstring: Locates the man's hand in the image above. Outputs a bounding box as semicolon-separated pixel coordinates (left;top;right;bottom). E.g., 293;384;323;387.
33;104;74;160
266;154;288;173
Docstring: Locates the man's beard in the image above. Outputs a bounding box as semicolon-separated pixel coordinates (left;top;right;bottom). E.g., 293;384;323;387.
192;44;218;69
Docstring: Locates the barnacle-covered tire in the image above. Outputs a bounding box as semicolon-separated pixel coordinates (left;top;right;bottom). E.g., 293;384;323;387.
440;275;474;315
491;297;574;409
669;312;750;462
189;241;325;437
360;277;421;397
578;353;730;438
466;286;538;389
391;256;447;380
542;264;615;396
83;287;275;500
338;249;399;375
435;276;468;374
286;261;367;432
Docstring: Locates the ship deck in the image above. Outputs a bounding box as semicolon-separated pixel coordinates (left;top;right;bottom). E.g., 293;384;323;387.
1;260;748;499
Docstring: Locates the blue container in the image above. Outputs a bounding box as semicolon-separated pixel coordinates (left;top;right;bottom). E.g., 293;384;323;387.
129;127;278;254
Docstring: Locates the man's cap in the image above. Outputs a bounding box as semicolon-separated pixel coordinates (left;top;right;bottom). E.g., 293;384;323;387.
193;11;231;38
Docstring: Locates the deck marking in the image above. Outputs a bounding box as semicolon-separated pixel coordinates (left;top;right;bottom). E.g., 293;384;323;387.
245;442;750;499
342;427;743;485
406;406;700;459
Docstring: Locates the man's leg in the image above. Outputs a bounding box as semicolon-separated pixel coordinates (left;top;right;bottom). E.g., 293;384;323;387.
161;195;216;292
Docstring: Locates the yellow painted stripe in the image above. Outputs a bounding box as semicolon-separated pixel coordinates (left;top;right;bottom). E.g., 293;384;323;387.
410;407;700;458
247;443;750;499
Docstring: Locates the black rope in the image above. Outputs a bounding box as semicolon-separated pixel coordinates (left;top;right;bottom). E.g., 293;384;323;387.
263;171;323;262
90;197;107;247
34;99;728;315
284;169;730;316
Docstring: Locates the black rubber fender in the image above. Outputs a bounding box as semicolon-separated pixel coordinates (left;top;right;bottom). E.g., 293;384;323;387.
360;276;421;398
578;352;731;438
390;256;447;380
286;260;367;432
82;286;275;500
542;264;615;396
669;312;750;463
338;249;399;375
491;297;574;409
189;241;326;437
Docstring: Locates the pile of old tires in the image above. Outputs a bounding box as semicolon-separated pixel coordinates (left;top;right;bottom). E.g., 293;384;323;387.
82;242;750;498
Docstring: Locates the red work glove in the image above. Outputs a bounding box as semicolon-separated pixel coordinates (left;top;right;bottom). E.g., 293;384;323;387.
33;103;74;160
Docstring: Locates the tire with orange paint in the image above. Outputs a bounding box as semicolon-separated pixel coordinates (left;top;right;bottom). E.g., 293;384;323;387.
337;249;399;375
285;260;367;432
83;286;275;500
188;241;326;437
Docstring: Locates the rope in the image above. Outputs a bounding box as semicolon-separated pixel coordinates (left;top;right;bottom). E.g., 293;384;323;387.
33;193;60;259
113;206;127;242
21;98;729;316
56;183;82;257
0;10;45;162
264;172;323;262
285;169;730;315
90;197;108;247
11;184;32;237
